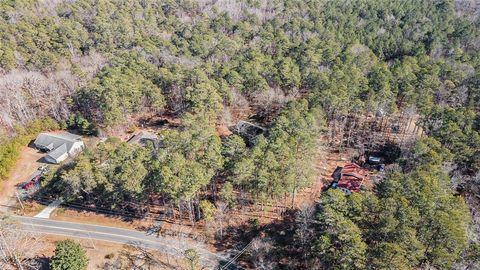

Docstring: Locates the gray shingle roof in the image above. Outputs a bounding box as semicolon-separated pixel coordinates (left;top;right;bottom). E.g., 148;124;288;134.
34;132;81;152
46;143;68;160
128;131;159;145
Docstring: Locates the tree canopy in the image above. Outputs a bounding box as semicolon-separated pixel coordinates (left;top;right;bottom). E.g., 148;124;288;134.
50;239;89;270
0;0;477;268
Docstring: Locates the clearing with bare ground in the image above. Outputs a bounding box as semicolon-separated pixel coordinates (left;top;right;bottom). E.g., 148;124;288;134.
35;235;123;269
35;235;185;270
0;145;45;212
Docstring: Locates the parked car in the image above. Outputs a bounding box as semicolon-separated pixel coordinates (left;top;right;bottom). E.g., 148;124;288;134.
22;181;35;190
378;164;385;172
22;174;42;191
368;156;382;164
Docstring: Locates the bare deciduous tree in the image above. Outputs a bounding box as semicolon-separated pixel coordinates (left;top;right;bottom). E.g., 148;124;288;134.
0;216;43;270
295;203;315;256
248;237;274;270
0;53;106;131
104;244;158;270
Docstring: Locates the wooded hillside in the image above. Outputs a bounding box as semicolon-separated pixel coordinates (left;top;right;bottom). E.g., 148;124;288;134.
0;0;479;269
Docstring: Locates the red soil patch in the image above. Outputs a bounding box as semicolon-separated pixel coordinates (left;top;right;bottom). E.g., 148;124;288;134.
216;124;233;137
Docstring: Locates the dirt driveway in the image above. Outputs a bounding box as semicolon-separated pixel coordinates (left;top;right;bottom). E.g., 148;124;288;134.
0;145;45;211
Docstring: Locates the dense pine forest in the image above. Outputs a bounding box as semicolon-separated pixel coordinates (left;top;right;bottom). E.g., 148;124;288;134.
0;0;479;269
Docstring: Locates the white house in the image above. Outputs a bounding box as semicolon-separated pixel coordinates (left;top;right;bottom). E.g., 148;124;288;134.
33;132;85;163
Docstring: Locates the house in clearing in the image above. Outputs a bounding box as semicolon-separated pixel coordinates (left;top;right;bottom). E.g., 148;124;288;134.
331;163;369;194
33;132;85;163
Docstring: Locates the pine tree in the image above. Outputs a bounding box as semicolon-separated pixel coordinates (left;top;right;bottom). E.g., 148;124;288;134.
50;240;88;270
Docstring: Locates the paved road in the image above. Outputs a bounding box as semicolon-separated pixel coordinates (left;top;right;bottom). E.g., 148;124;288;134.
14;216;241;269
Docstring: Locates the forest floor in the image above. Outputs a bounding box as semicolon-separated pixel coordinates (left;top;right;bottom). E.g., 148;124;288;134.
107;114;234;141
104;114;182;142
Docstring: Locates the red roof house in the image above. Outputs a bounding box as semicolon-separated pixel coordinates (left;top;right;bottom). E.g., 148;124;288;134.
335;163;369;193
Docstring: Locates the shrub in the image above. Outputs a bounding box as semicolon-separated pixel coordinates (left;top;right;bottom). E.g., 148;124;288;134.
50;239;88;270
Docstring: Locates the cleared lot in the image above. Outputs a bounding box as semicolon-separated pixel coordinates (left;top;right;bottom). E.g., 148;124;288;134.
0;145;45;211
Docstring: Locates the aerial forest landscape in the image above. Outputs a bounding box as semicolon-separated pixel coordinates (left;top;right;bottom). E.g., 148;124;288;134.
0;0;479;269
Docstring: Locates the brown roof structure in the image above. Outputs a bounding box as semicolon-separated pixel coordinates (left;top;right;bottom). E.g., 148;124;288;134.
335;163;369;193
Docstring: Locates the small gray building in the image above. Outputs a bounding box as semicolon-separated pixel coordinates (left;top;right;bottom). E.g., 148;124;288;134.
233;120;267;145
128;131;160;148
34;132;85;163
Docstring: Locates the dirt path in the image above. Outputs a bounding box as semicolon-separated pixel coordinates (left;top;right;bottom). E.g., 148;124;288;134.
0;146;45;211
